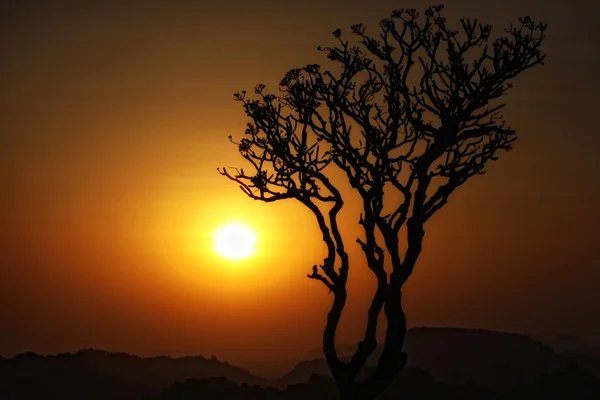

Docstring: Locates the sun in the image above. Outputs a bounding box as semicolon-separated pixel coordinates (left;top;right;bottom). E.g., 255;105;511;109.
213;223;257;260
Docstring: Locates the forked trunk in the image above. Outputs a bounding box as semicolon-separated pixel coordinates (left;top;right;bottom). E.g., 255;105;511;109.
327;290;408;400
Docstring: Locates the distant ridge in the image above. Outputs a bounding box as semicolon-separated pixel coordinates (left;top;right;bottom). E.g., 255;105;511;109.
149;366;600;400
0;349;269;400
3;327;600;399
277;326;600;390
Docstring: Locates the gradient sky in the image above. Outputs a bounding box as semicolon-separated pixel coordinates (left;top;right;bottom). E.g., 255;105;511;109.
1;0;599;371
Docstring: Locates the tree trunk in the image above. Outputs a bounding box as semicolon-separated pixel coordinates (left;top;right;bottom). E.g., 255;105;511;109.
362;288;407;399
337;377;363;400
328;289;408;400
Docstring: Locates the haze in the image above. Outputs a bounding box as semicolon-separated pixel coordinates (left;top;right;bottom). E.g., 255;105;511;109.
1;0;599;373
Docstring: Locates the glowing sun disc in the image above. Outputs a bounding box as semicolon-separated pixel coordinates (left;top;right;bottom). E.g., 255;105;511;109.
214;223;257;260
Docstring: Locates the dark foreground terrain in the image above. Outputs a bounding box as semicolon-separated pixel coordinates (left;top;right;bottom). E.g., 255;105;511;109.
149;366;600;400
2;327;599;399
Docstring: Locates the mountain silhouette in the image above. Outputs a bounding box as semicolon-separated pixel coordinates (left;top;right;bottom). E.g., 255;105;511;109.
0;349;267;400
75;349;268;387
0;352;155;400
557;352;600;378
3;327;600;399
276;327;598;390
149;365;600;400
534;333;600;358
507;365;600;399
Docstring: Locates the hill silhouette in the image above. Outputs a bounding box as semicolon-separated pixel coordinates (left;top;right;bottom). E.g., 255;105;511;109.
276;327;599;390
0;352;155;400
535;333;600;358
0;349;267;400
149;366;600;400
3;327;600;399
74;349;268;387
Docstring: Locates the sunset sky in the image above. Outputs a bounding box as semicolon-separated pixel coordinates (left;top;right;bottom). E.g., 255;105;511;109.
1;0;599;372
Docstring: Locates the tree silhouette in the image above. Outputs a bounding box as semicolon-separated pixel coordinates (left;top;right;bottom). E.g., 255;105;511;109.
219;5;546;400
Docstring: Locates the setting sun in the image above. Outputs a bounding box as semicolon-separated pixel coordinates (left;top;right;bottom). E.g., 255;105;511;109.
213;223;257;260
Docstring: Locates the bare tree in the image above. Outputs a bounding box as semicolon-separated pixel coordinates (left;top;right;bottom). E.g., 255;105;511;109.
219;5;546;400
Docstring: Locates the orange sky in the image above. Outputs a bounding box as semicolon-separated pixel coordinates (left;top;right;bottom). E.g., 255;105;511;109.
1;0;599;370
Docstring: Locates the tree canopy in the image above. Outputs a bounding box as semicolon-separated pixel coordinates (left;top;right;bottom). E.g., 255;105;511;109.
220;5;546;400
